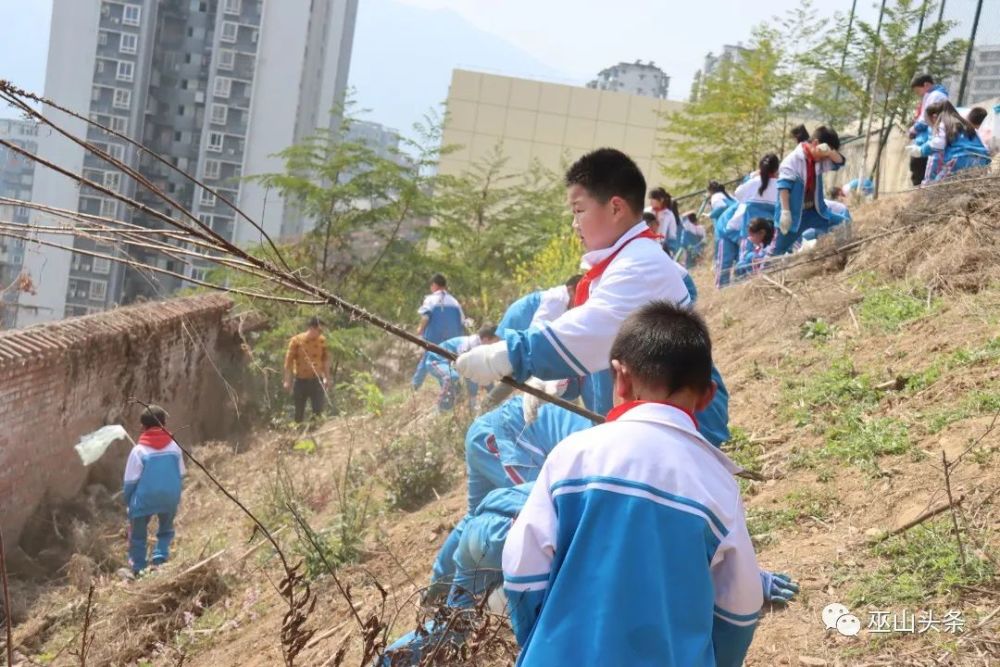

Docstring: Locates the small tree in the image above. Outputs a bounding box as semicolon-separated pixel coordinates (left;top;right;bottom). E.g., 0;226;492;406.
427;144;568;317
660;27;785;190
805;0;965;181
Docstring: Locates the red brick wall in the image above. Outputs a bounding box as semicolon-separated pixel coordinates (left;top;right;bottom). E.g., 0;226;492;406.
0;294;240;547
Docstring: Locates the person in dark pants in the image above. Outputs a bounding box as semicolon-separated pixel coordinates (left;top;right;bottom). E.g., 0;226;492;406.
283;316;330;423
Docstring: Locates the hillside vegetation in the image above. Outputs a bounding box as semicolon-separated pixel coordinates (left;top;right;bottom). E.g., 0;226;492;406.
7;181;999;666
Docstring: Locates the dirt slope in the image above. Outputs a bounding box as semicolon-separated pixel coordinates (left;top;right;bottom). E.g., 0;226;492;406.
8;181;999;666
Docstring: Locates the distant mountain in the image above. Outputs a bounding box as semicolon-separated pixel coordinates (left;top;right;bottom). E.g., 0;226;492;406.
348;0;578;136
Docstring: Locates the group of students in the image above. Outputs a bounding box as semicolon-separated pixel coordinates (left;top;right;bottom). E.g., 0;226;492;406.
705;124;850;288
906;74;993;186
391;148;799;667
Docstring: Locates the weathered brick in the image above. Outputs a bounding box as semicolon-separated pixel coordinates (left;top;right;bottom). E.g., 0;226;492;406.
0;294;241;547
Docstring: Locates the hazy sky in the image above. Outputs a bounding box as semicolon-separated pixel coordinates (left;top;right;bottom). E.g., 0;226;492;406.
391;0;870;97
0;0;878;129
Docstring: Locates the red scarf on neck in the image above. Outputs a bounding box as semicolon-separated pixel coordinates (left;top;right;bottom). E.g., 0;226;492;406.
575;228;659;306
606;400;699;428
138;427;172;450
802;142;817;201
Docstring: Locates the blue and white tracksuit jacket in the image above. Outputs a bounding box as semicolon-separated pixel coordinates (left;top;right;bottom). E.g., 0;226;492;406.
497;291;543;337
919;124;990;183
503;222;691;388
123;439;185;519
502;403;761;667
413;334;483;409
414;290;466;389
498;285;572;338
417;290;465;344
658;208;680;255
910;84;949;147
771;144;846;255
716;176;777;287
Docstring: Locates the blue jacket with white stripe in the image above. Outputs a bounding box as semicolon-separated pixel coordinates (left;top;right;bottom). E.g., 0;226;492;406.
502;403;761;667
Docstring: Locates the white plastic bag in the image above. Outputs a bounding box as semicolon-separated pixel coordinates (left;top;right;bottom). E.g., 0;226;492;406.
74;424;131;466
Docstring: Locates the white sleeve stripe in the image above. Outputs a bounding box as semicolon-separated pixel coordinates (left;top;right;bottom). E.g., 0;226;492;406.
551;481;726;542
540;324;588;376
504;580;550;592
713;611;758;627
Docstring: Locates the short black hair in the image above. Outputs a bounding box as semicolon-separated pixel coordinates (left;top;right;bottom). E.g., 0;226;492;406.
140;404;168;429
748;217;775;247
477;323;497;339
609;301;713;394
790;124;810;144
811;126;841;151
564;274;583;294
968;107;988;128
430;273;447;288
641;211;657;224
910;74;934;88
565;148;646;216
307;315;322;328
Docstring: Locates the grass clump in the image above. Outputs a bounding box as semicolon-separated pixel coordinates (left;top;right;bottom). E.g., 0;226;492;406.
858;282;940;331
382;427;453;511
800;317;836;342
747;488;833;548
847;521;996;607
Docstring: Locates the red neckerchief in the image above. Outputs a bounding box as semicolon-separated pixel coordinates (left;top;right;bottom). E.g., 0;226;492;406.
802;142;817;201
606;400;699;429
138;427;172;450
575;228;659;306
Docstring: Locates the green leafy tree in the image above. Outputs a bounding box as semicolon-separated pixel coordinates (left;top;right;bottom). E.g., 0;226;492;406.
805;0;965;181
660;27;785;190
427;143;569;319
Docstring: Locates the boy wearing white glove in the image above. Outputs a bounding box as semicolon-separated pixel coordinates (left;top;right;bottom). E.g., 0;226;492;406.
456;148;692;413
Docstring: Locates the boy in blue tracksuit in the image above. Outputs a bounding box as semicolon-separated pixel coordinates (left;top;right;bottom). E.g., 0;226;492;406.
123;405;185;575
503;302;762;667
412;325;500;412
412;273;466;388
455;149;733;435
908;74;950;186
771;126;848;257
382;478;798;666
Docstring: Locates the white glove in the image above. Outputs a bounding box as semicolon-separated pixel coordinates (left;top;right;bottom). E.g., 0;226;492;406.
455;341;512;385
779;210;793;235
905;144;923;158
521;378;568;425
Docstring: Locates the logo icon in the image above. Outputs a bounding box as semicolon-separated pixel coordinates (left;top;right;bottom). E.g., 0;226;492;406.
823;603;861;637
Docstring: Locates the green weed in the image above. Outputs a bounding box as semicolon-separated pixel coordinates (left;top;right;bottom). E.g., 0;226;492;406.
822;411;911;471
848;521;996;607
858;283;939;331
926;389;1000;434
800;317;836;342
747;489;833;548
783;356;879;426
381;423;453;511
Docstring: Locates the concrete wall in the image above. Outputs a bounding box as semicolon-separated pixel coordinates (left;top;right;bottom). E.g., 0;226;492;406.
439;69;685;186
0;294;243;548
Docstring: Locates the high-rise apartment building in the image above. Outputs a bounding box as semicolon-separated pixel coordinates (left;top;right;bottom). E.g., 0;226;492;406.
16;0;358;327
587;61;670;100
0;119;38;328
